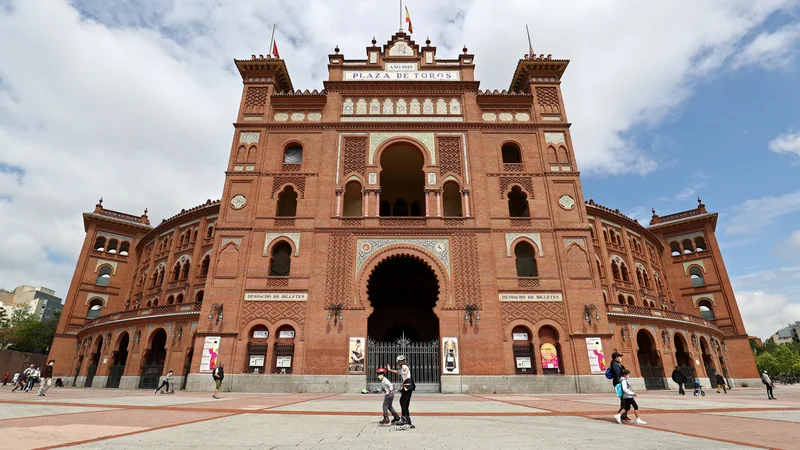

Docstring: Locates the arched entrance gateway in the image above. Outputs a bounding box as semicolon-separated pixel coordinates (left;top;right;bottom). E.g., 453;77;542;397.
674;333;695;386
366;254;441;392
139;329;167;389
636;330;666;390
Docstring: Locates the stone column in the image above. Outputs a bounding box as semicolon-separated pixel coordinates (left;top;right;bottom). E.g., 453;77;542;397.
462;188;471;217
424;189;431;217
335;188;343;217
362;188;369;217
435;189;442;217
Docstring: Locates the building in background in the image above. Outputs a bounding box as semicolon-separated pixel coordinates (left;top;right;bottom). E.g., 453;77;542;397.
767;322;800;345
48;32;760;393
0;285;63;322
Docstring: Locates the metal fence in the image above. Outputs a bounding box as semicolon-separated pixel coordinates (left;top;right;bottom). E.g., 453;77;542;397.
106;364;125;388
640;363;667;390
367;337;440;393
138;363;164;389
85;364;98;388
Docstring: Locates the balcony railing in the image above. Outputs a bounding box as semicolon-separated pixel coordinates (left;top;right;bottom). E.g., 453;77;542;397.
606;304;719;331
82;302;202;329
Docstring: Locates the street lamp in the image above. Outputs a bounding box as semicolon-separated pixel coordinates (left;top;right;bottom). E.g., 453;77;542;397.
327;304;344;325
464;304;480;326
208;303;223;325
584;304;600;325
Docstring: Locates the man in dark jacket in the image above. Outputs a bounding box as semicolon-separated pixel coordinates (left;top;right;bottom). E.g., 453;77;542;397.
610;352;630;421
715;373;727;394
671;367;687;395
37;360;54;397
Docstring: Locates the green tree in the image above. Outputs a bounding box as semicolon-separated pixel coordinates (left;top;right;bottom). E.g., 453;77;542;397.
791;361;800;376
2;307;60;354
773;345;800;375
756;352;778;374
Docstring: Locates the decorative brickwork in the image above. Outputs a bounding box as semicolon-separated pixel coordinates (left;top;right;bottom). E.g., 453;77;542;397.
443;218;465;227
244;87;269;108
535;87;560;114
272;175;306;198
378;218;427;227
518;278;541;288
281;164;302;172
438;137;462;177
343;137;366;176
501;301;566;330
450;234;482;310
266;277;289;287
324;233;356;308
240;301;307;338
340;218;362;227
273;218;295;228
499;176;534;198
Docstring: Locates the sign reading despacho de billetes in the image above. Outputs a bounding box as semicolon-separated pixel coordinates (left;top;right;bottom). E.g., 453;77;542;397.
244;292;308;301
498;293;563;302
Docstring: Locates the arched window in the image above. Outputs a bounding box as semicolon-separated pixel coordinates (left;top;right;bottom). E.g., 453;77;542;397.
689;266;705;287
507;186;530;217
167;295;174;305
342;181;363;217
596;259;603;277
94;237;106;251
269;241;292;277
96;266;112;286
146;300;152;307
611;262;620;280
410;200;422;216
643;271;651;289
276;186;298;217
380;200;391;216
442;181;463;217
151;271;159;288
119;242;130;256
200;255;210;276
283;144;303;163
695;237;707;252
86;299;103;318
670;242;681;256
603;229;609;242
514;241;538;277
193;230;198;242
176;293;184;304
152;298;159;307
181;261;191;279
172;264;181;281
501;143;522;163
682;239;694;254
636;268;644;286
698;300;715;319
107;239;118;254
393;198;409;216
627;296;635;306
206;225;214;239
617;294;625;305
156;268;165;286
195;290;204;304
620;263;630;282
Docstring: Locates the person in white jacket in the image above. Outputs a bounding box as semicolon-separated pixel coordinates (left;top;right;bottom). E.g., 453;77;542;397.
614;369;647;425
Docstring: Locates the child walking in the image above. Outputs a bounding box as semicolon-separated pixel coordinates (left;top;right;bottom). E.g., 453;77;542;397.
386;354;415;430
375;368;401;425
154;370;173;394
614;370;647;425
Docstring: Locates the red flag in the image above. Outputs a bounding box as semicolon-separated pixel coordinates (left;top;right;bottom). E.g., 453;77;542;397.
405;6;413;34
272;41;280;59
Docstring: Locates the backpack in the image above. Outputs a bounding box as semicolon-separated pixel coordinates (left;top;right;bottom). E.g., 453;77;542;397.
402;378;416;392
615;382;623;398
605;367;614;380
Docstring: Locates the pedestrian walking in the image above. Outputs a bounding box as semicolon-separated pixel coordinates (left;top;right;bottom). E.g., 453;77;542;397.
37;360;54;397
715;373;727;394
212;363;224;399
610;352;630;421
3;373;8;386
671;367;687;395
761;370;776;400
12;372;19;384
155;370;174;394
614;369;647;425
386;354;415;430
22;364;35;392
375;368;401;425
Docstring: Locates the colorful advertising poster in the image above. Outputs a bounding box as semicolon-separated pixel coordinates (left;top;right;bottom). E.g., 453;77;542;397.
585;337;606;374
540;343;559;369
442;337;460;374
200;336;220;373
349;337;365;374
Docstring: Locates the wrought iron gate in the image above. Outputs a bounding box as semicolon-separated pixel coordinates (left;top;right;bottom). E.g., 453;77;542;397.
85;364;98;388
367;334;440;393
138;363;164;390
640;363;667;390
106;364;125;388
677;365;696;388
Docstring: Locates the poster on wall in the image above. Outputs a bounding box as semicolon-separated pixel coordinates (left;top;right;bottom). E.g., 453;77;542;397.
253;330;269;339
540;343;559;369
349;337;365;374
442;337;460;374
249;355;265;367
585;337;606;374
276;356;292;368
516;357;532;369
200;336;221;373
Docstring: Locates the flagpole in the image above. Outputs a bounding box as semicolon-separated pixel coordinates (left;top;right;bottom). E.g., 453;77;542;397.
269;24;276;58
400;1;403;32
526;24;533;57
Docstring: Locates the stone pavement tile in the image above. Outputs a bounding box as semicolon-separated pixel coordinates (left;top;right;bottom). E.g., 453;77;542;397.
0;404;117;420
4;425;147;450
53;394;229;407
572;396;783;411
621;412;800;450
706;410;800;423
69;413;756;449
179;392;332;410
271;399;544;413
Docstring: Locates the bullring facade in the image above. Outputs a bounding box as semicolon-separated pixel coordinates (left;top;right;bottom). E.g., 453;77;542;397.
49;33;759;393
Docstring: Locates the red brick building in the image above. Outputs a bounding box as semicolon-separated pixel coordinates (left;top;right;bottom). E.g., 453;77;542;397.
49;33;759;393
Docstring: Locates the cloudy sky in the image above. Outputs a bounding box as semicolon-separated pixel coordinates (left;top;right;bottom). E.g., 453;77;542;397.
1;0;799;339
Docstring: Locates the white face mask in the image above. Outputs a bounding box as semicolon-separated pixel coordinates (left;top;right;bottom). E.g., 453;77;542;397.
378;374;384;380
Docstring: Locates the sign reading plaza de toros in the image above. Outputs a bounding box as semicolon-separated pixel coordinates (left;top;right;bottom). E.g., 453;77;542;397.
344;63;460;81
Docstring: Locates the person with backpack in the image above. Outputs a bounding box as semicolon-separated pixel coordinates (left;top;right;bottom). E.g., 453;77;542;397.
607;352;630;422
761;370;776;400
614;369;647;425
671;367;687;395
212;363;224;399
375;367;401;426
386;354;415;430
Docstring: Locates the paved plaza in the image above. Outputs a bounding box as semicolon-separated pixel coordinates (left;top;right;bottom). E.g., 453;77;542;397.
2;384;799;449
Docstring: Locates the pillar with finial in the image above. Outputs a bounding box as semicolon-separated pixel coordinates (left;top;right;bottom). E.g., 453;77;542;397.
94;197;104;213
697;197;707;214
649;208;660;225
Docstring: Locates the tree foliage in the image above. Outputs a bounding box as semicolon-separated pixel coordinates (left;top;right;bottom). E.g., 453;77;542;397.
0;307;59;354
753;340;800;376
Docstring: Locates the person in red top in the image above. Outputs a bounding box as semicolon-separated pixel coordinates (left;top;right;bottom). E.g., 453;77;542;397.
3;373;8;386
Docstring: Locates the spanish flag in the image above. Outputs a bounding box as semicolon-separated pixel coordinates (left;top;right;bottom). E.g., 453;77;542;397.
405;6;413;34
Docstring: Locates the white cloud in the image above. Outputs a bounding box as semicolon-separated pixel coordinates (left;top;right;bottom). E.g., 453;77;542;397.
734;290;800;340
724;191;800;235
769;131;800;156
733;23;800;69
0;0;799;297
776;230;800;258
